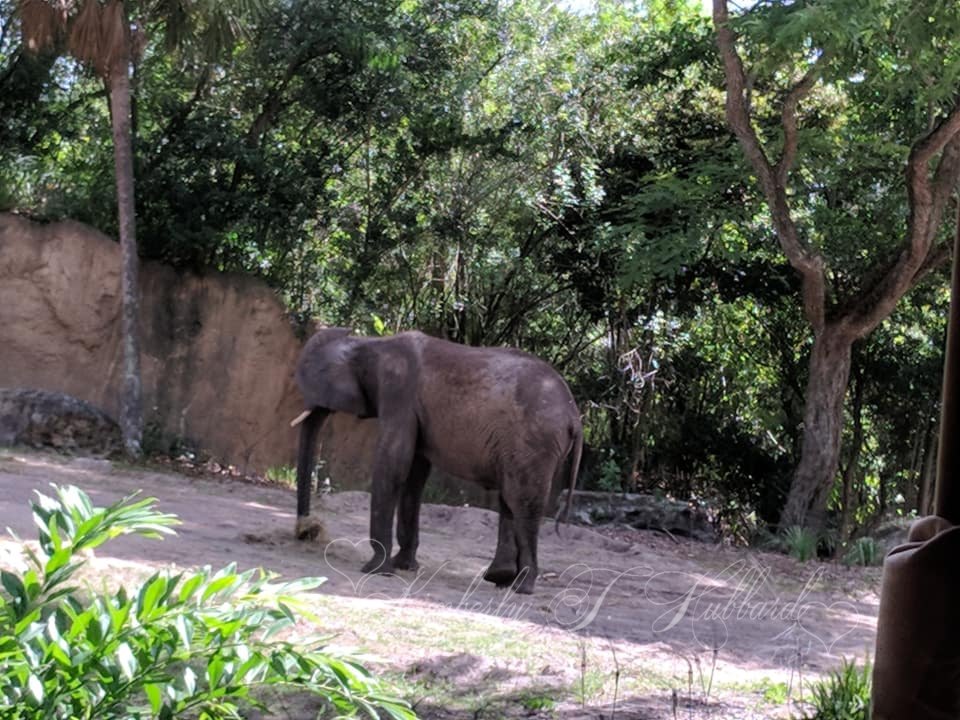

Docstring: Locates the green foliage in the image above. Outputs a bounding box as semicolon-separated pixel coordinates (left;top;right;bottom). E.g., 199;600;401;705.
780;526;818;562
761;678;789;705
799;658;871;720
843;537;883;567
264;464;297;487
595;453;624;493
3;0;957;540
0;485;416;719
519;692;555;711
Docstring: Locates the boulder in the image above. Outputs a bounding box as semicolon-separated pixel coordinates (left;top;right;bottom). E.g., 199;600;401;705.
868;517;914;557
0;388;121;455
558;489;717;543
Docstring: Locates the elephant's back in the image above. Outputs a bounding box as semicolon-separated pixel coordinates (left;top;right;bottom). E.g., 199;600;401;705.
414;338;580;481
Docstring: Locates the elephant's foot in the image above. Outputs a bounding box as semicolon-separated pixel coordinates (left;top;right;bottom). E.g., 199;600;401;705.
483;563;518;588
295;514;327;542
361;555;396;575
512;567;536;595
392;551;419;571
484;564;536;594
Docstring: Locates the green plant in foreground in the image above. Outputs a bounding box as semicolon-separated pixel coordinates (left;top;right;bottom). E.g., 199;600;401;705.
0;485;416;719
799;658;871;720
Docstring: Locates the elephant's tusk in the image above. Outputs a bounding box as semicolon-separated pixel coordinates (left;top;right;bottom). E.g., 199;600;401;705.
289;410;311;427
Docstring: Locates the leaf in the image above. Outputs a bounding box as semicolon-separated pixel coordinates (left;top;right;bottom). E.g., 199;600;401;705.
116;642;137;681
175;614;193;650
207;655;225;687
1;571;27;616
182;665;197;695
145;683;162;713
137;574;168;619
27;674;44;703
201;574;240;602
178;572;206;603
109;596;133;635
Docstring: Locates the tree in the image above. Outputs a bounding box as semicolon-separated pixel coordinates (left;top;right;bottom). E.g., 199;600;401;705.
19;0;259;457
712;0;960;530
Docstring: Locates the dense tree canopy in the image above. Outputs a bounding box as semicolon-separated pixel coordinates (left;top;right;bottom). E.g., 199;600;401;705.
2;0;956;544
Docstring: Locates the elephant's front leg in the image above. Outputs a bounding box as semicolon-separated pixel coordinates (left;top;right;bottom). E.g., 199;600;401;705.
362;420;417;575
393;455;431;571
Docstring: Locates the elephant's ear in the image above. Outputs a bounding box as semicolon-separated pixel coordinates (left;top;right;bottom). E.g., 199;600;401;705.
295;333;371;417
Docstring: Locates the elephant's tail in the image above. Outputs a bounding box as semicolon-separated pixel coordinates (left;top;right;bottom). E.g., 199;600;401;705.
555;424;583;535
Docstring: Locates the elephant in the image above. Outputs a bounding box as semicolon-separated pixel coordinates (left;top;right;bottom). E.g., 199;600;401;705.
291;327;583;594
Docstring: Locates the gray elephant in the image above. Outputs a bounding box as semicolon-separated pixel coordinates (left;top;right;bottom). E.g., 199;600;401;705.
291;327;582;594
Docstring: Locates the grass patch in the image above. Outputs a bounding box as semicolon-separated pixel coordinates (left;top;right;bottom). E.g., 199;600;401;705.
266;464;297;487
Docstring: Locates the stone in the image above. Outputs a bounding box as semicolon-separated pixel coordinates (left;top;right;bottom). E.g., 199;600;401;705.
0;388;121;454
557;489;717;543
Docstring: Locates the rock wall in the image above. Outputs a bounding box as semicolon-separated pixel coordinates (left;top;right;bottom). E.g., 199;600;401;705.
0;213;307;473
0;214;499;507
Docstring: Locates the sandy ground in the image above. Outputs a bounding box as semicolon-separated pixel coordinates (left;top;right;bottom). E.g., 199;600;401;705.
0;450;881;719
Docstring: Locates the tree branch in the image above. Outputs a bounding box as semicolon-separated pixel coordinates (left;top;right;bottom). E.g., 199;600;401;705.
713;0;827;331
777;51;832;186
912;100;960;168
843;117;960;338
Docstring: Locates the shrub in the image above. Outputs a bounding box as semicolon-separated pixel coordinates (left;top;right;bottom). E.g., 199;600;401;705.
799;658;871;720
781;526;818;562
0;484;416;719
265;464;297;487
843;537;883;567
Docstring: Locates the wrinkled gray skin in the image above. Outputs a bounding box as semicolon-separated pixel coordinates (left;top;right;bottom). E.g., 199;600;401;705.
294;327;583;594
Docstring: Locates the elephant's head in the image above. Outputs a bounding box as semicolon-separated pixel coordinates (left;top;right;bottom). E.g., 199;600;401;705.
294;327;374;417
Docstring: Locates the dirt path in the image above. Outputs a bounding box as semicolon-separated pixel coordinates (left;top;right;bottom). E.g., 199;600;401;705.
0;450;880;718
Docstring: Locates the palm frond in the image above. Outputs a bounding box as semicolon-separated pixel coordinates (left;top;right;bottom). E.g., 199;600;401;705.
160;0;191;54
66;0;102;68
20;0;68;53
98;0;129;75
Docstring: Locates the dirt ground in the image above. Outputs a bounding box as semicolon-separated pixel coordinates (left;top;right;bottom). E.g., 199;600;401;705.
0;450;881;719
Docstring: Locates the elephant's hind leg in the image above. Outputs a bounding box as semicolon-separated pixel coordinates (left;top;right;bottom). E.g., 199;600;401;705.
484;495;520;588
511;511;541;594
393;455;431;570
501;471;551;595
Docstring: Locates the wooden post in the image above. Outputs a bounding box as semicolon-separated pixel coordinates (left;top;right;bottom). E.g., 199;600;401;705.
872;204;960;718
934;203;960;523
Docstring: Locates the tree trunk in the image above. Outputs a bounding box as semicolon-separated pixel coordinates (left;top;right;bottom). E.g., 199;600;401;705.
779;324;854;530
107;47;143;458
